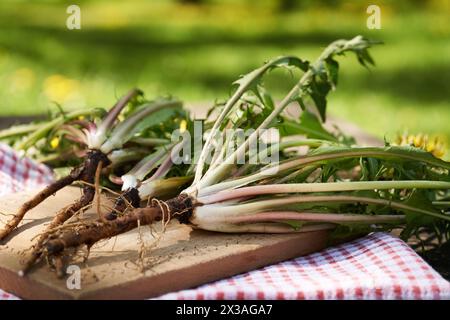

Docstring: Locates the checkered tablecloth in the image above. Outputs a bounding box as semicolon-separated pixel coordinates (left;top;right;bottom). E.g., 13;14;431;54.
0;144;53;196
1;143;449;300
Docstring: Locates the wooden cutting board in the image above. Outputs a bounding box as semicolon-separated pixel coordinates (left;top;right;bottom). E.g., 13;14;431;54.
0;187;332;300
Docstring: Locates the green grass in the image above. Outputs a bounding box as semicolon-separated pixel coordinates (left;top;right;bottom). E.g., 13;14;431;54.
0;0;449;147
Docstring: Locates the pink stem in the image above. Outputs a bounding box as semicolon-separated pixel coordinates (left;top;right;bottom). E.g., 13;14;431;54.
64;134;87;145
100;88;142;132
109;174;123;185
199;185;277;203
211;223;336;233
70;119;97;133
148;141;185;182
227;211;405;224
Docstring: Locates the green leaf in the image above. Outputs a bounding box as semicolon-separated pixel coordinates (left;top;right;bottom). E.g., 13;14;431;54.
403;190;440;228
282;220;303;231
325;58;339;88
329;223;384;242
296;97;307;111
132;106;185;135
284;165;319;183
232;56;309;94
308;145;450;171
356;48;376;68
255;84;275;111
308;75;332;122
360;158;380;181
277;111;338;142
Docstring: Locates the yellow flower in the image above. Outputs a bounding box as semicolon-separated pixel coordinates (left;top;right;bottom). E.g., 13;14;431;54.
393;132;447;159
50;137;60;149
426;140;435;153
428;137;446;159
413;133;425;148
179;119;187;133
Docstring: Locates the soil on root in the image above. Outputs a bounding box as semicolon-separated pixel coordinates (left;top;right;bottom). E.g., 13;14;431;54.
39;194;194;269
104;187;141;221
17;150;111;274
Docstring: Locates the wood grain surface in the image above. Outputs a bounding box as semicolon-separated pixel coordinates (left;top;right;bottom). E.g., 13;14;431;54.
0;187;332;299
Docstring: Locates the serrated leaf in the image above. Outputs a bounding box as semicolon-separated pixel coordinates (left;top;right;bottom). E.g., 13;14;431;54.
358;49;375;67
232;56;309;94
308;145;450;171
277;111;338;141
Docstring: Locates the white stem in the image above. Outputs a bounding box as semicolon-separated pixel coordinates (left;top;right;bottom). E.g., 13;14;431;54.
138;176;192;200
208;125;234;170
232;139;325;177
148;141;186;182
272;165;318;184
196;74;309;191
89;89;141;149
127;146;170;180
130;137;170;146
194;194;449;221
100;100;181;153
191;56;300;190
108;148;149;166
197;147;450;197
198;180;450;204
433;201;450;206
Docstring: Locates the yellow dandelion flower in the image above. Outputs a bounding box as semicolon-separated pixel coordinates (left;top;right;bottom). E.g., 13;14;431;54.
426;140;436;153
413;133;424;148
393;132;447;159
50;137;60;149
432;148;445;159
179;119;187;133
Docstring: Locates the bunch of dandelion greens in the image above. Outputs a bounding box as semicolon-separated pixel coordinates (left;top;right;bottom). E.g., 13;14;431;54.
2;36;449;277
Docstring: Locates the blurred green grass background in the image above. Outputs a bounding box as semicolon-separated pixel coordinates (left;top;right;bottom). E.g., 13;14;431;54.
0;0;449;145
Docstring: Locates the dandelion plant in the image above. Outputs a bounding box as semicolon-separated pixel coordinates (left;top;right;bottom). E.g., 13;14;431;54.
7;36;450;277
0;89;184;243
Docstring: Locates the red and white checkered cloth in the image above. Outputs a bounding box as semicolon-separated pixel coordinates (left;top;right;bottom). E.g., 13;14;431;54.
0;144;53;196
1;143;449;300
155;232;450;300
